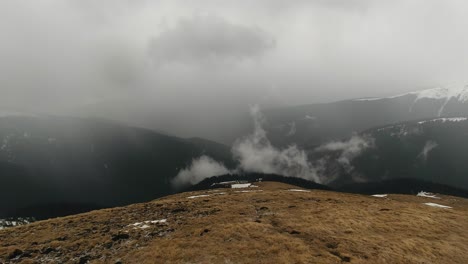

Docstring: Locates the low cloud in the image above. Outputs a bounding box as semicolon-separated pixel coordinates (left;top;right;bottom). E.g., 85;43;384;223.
418;140;438;161
173;106;374;186
232;105;322;183
148;15;275;66
172;155;230;187
315;134;374;173
286;122;296;137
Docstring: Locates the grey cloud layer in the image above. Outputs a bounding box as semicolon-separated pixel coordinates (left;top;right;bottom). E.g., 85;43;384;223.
1;0;468;115
149;16;275;65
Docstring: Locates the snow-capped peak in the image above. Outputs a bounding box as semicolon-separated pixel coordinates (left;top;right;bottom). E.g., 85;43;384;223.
411;87;453;101
354;86;468;102
354;86;468;116
406;86;468;116
404;86;468;103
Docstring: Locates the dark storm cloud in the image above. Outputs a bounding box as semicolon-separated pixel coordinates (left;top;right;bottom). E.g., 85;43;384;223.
148;16;275;65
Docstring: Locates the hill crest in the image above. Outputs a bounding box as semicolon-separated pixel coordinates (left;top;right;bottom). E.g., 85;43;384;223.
1;181;468;263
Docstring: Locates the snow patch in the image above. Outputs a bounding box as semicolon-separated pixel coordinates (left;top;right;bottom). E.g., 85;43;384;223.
418;117;467;124
0;217;35;229
234;190;263;193
371;194;388;198
353;97;383;101
129;219;167;229
149;219;167;224
218;181;238;185
424;203;452;209
417;191;440;199
231;183;252;188
288;189;311;192
187;194;210;199
377;126;395;132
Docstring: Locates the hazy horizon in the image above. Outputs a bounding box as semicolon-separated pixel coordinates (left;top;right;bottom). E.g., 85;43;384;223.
3;1;468;111
2;0;468;142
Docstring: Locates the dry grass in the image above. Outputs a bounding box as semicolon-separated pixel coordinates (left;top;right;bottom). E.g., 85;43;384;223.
1;182;468;263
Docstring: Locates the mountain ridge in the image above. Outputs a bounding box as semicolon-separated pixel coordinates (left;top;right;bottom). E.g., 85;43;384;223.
0;115;234;219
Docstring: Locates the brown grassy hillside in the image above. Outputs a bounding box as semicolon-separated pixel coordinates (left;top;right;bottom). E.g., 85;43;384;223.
1;182;468;263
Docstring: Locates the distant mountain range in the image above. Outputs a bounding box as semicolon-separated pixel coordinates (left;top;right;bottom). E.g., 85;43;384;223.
0;115;234;218
325;117;468;190
3;86;468;220
76;86;468;147
262;86;468;147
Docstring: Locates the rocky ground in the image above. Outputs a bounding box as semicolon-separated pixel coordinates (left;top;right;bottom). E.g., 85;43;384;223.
1;182;468;263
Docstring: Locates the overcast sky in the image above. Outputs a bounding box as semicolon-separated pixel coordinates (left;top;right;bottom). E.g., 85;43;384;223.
2;0;468;114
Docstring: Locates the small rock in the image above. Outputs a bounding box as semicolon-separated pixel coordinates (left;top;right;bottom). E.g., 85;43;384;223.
171;208;186;213
21;250;33;258
326;242;339;249
342;256;351;262
8;249;23;259
200;229;210;236
103;242;113;249
78;255;91;264
289;230;301;235
41;247;57;254
112;233;130;241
